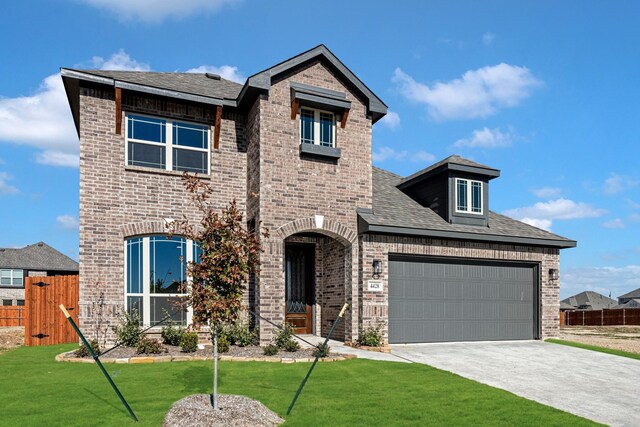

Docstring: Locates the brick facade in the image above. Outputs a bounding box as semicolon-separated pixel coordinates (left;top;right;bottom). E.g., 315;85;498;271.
74;50;567;346
360;234;561;343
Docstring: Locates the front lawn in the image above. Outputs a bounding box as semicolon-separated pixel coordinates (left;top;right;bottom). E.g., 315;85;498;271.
0;345;597;426
547;338;640;360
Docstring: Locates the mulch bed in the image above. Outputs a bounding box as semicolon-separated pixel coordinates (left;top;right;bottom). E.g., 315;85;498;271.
65;343;319;360
163;394;283;427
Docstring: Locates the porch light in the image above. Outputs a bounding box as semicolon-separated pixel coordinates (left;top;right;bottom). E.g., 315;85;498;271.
372;259;382;278
549;268;559;281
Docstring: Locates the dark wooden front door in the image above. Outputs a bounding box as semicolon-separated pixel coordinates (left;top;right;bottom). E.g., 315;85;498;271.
285;244;314;334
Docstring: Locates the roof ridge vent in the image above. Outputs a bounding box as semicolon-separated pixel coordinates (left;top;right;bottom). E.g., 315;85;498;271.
205;73;221;80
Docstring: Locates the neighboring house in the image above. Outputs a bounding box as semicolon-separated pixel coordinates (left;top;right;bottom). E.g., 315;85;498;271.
617;288;640;307
559;301;575;312
61;45;575;345
561;291;617;311
0;242;79;306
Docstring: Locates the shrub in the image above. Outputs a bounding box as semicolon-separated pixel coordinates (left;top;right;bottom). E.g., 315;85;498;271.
217;334;230;353
112;309;142;347
275;323;297;349
74;339;101;358
136;336;164;355
312;344;331;358
263;344;279;356
180;331;199;353
283;339;300;352
161;323;184;346
358;323;384;347
227;319;257;347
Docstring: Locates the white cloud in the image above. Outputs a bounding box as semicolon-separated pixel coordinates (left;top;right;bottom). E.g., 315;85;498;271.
482;32;496;45
630;213;640;223
519;218;553;231
453;127;514;148
35;150;79;168
185;65;244;84
90;49;150;71
603;218;625;229
602;173;638;195
373;146;435;163
531;187;562;198
0;172;19;195
378;111;401;130
78;0;239;22
56;214;79;230
503;198;606;230
0;50;150;168
561;265;640;300
392;64;542;120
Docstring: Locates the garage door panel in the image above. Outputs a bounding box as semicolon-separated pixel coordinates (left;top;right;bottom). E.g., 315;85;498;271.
389;259;536;343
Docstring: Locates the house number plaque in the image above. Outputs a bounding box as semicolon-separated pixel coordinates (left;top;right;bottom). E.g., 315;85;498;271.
367;280;383;292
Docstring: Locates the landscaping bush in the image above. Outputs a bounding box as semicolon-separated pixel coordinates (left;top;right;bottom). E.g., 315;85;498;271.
180;331;199;353
112;309;142;347
161;323;184;346
283;338;300;352
217;334;230;353
358;323;384;347
74;339;101;358
263;344;279;356
227;319;257;347
312;344;331;358
275;322;297;349
136;336;164;355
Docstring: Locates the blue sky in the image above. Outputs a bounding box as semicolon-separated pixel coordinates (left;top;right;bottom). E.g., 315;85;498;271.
1;0;639;299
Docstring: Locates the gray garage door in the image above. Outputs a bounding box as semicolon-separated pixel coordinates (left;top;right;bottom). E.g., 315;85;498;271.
388;257;537;344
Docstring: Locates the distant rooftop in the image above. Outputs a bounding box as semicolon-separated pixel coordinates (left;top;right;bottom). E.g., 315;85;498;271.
0;242;78;272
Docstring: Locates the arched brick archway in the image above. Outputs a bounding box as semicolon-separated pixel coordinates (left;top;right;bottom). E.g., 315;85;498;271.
120;220;169;238
256;217;358;344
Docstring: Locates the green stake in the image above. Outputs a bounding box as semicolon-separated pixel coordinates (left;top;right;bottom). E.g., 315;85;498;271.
59;304;139;422
287;303;349;415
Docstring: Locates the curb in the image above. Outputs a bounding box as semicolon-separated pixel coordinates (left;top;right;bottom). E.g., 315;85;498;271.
55;350;357;364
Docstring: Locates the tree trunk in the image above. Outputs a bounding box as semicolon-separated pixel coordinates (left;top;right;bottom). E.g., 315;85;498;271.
212;328;219;410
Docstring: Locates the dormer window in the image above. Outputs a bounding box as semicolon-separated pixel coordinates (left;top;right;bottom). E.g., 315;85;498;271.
455;178;483;214
300;108;335;147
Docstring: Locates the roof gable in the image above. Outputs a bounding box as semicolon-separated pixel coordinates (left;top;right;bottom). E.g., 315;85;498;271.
0;242;79;271
241;44;387;123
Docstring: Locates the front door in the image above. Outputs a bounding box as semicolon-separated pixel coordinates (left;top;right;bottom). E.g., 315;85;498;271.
285;244;314;334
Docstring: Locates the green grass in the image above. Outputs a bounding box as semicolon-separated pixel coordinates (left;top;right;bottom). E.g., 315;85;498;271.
0;344;597;427
547;338;640;360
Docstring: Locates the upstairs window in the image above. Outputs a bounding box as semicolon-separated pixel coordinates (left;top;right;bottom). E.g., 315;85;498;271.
126;114;210;174
455;178;483;214
0;269;23;287
300;108;335;147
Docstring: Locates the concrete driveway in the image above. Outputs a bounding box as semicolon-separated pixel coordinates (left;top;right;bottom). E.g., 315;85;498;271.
391;340;640;426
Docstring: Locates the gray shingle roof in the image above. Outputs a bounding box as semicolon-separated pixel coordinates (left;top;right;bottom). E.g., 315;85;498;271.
618;287;640;299
561;291;617;310
68;69;243;100
401;155;499;185
0;242;79;272
359;167;576;247
614;298;640;309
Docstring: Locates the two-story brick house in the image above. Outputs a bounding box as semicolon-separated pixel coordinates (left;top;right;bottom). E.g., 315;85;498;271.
61;45;575;345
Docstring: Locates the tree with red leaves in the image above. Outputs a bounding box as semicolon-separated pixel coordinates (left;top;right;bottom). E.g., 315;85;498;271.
168;173;267;410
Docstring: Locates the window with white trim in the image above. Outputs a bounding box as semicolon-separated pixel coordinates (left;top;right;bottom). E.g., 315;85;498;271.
126;113;210;174
455;178;483;214
300;108;335;147
125;235;199;326
0;269;23;287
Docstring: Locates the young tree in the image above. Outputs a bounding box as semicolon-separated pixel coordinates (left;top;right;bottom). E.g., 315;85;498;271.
168;173;266;410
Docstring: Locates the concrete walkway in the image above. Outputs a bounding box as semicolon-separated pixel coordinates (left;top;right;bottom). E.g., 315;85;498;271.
296;335;407;363
391;340;640;427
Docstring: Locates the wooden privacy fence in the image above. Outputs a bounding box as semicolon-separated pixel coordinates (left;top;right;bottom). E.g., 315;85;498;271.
0;306;26;326
562;308;640;326
25;275;79;346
